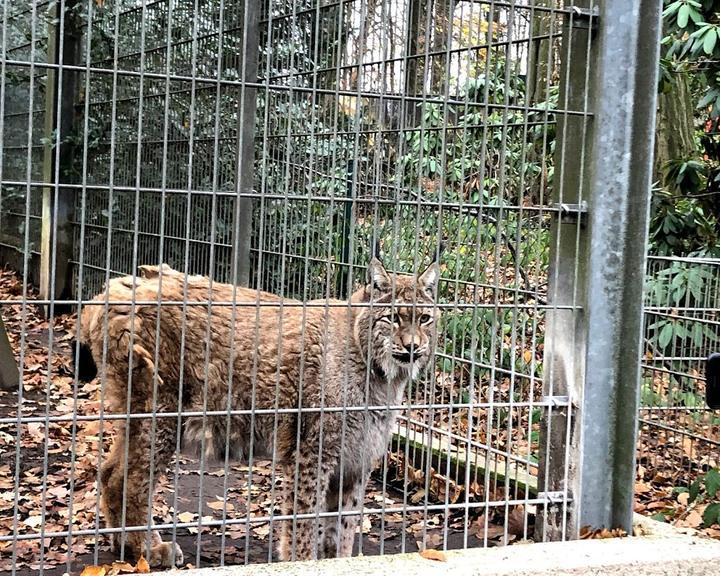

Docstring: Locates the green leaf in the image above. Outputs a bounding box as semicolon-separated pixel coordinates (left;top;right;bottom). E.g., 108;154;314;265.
706;469;720;498
658;322;674;349
689;478;702;503
703;502;720;528
661;1;681;18
703;28;718;54
677;4;690;28
650;512;667;523
688;7;703;24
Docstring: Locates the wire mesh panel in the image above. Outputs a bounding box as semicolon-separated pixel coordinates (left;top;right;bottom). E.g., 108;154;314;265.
0;0;602;573
66;0;253;296
0;2;49;281
638;256;720;510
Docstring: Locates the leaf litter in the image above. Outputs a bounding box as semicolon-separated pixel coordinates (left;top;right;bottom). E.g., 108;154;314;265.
2;266;715;573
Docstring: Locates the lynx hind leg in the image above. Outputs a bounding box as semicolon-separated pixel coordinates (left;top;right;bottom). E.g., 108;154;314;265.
99;424;125;552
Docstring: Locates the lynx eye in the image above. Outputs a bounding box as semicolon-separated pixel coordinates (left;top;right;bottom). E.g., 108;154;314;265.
419;314;433;324
380;312;400;325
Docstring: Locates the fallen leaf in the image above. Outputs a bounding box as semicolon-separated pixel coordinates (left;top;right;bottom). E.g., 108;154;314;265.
207;500;234;512
677;510;703;529
634;482;651;495
580;525;627;539
23;515;43;528
177;511;196;523
108;561;136;574
80;567;107;576
136;556;150;573
419;549;447;562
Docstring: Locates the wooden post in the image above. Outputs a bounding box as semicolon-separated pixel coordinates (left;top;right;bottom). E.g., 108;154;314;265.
40;0;80;312
0;312;18;391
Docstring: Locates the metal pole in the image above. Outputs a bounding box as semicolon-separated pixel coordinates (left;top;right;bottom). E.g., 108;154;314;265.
578;0;662;533
536;2;595;541
40;0;79;311
232;0;259;287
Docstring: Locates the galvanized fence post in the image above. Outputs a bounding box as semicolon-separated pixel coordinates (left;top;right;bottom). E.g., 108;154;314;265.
536;1;596;542
576;0;662;534
232;0;260;287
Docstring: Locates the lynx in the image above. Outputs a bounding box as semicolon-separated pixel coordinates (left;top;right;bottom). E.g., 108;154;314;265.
76;251;441;567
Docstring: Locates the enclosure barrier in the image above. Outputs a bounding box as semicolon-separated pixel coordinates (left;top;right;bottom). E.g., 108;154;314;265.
0;0;662;574
638;256;720;502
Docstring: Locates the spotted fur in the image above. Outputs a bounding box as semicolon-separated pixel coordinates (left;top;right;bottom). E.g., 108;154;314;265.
77;254;440;566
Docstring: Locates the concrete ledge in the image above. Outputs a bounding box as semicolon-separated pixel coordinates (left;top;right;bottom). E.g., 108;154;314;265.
181;527;720;576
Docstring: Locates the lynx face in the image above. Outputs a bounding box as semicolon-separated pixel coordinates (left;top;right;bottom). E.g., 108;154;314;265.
355;256;440;380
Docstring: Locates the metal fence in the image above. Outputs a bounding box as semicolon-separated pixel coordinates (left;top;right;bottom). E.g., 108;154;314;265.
638;256;720;496
0;0;662;574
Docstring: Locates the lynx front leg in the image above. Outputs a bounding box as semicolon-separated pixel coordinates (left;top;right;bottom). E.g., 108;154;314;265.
102;415;182;568
321;475;366;559
278;450;336;561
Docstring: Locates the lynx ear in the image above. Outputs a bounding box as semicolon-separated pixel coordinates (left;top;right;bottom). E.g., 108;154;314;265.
419;241;444;295
367;257;392;294
418;261;440;295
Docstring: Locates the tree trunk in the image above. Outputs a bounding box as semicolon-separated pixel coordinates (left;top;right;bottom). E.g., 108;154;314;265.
654;72;696;186
527;1;555;104
430;0;450;95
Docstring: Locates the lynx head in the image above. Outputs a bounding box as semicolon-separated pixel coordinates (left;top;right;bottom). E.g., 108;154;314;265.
353;247;442;382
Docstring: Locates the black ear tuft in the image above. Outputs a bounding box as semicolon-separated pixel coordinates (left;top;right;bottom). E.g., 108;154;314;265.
73;339;98;382
373;238;382;261
432;241;446;263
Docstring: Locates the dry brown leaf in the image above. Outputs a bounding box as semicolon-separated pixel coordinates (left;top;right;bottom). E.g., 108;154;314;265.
136;556;150;573
579;525;627;539
682;438;695;459
177;511;196;523
207;500;234;512
634;482;651;494
678;510;703;528
108;561;137;574
419;549;447;562
80;567;107;576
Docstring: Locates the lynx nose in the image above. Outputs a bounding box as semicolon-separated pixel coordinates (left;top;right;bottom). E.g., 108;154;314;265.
400;334;421;354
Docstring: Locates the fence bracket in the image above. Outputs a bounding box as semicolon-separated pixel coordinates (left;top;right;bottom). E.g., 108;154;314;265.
568;6;599;30
538;491;569;505
541;395;571;407
553;202;588;226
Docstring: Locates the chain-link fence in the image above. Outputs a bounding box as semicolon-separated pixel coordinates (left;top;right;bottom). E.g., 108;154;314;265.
0;0;662;573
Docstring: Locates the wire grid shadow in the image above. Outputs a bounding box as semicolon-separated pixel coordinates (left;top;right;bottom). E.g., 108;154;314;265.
638;256;720;506
0;0;587;573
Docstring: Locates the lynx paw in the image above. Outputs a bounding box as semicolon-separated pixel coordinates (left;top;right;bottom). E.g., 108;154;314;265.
148;541;184;568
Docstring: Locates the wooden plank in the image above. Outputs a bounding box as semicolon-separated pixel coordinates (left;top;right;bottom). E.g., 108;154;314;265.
392;420;538;496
